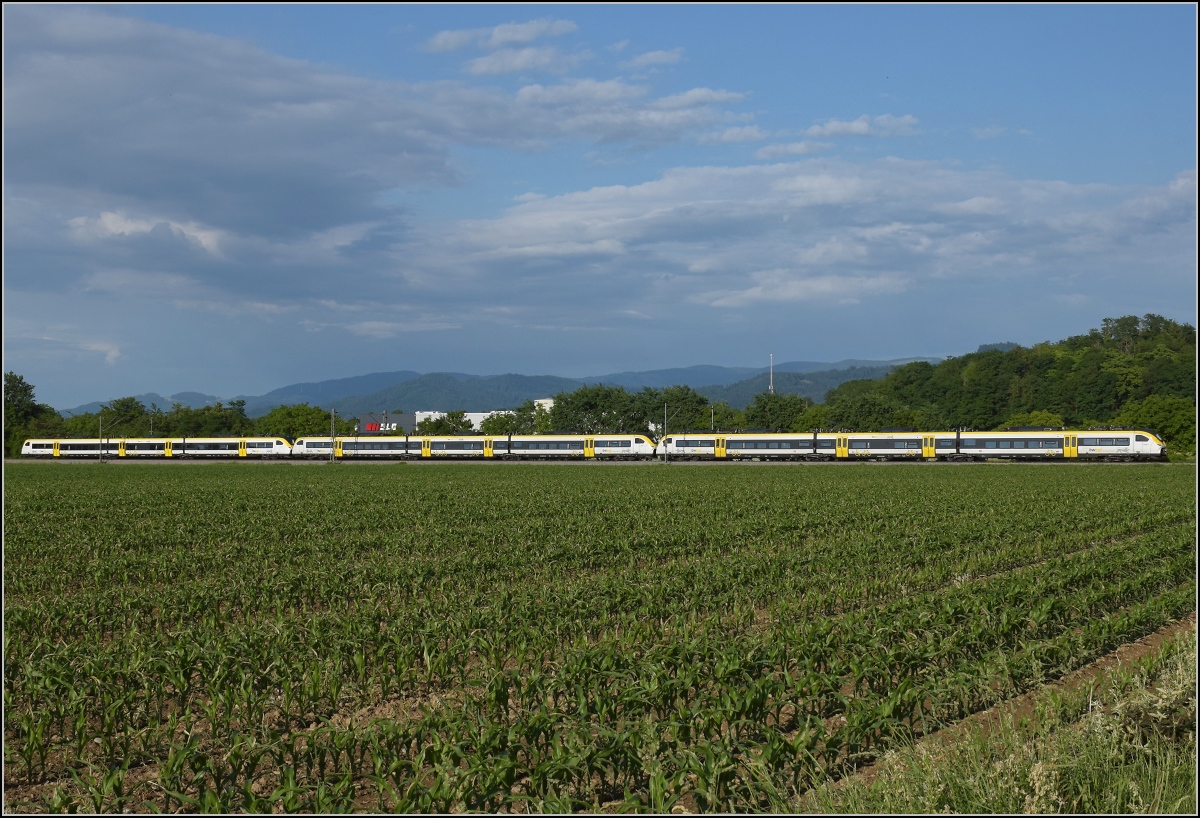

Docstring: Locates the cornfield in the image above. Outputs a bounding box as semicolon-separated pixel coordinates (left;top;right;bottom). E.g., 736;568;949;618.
4;462;1195;812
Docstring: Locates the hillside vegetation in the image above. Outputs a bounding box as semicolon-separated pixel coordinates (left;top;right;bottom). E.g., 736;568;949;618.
816;314;1195;452
6;315;1195;456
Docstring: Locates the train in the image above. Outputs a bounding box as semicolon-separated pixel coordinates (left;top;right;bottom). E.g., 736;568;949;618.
20;428;1169;461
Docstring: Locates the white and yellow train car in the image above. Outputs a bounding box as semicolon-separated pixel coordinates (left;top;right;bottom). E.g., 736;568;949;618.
20;437;292;458
952;429;1166;461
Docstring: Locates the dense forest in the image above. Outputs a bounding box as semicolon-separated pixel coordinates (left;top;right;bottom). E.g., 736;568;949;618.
5;315;1195;457
474;314;1196;454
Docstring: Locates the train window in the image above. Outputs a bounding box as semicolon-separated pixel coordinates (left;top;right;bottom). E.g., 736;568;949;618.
998;441;1011;449
1115;438;1129;446
985;441;997;448
816;440;835;448
1135;434;1149;442
936;439;955;448
849;441;869;449
1098;438;1115;446
962;439;977;447
1013;441;1025;448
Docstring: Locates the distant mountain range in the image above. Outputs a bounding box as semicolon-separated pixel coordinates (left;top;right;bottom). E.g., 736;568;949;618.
57;357;943;417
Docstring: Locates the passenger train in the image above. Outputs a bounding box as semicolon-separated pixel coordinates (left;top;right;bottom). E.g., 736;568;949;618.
21;428;1169;461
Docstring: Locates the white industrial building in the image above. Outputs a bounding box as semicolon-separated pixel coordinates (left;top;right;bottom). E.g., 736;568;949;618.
414;399;554;432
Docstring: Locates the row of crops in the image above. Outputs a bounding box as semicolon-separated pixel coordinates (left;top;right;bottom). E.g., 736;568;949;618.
4;463;1195;812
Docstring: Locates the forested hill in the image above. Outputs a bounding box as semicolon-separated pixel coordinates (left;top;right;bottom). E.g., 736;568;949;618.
697;366;896;408
819;314;1195;450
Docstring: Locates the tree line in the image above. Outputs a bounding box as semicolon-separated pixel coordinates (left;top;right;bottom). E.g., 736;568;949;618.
6;315;1195;458
3;383;356;457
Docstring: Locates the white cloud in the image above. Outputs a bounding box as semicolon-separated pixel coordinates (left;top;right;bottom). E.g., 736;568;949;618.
652;88;744;109
622;48;683;68
404;162;1194;319
426;18;577;52
466;47;587;75
754;141;833;159
425;29;477;53
515;79;644;106
698;271;909;307
487;19;578;48
806;113;919;138
345;320;460;338
937;196;1006;216
68;211;225;256
700;125;770;144
80;341;122;365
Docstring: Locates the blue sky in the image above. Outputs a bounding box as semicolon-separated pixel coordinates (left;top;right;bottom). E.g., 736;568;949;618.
4;4;1196;409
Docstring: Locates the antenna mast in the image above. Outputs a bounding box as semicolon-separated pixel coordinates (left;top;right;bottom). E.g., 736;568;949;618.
769;354;774;395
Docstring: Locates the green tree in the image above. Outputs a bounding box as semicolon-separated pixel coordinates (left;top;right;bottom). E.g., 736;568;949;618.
5;373;64;457
640;385;712;434
102;396;149;436
743;392;813;431
532;402;553;434
414;410;475;435
4;372;38;426
253;404;354;439
789;403;831;432
480;410;524;436
1114;395;1195;455
548;384;643;434
993;410;1066;430
710;401;744;432
826;392;915;431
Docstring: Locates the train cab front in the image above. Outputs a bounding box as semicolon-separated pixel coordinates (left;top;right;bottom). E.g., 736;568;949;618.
1134;430;1169;460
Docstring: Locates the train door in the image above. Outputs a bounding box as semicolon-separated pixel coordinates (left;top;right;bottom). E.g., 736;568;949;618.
836;435;849;459
1064;435;1078;459
421;438;431;458
164;440;173;458
584;438;595;458
484;438;494;458
118;440;127;458
922;435;935;459
715;437;727;459
238;439;248;458
333;439;343;458
53;441;60;458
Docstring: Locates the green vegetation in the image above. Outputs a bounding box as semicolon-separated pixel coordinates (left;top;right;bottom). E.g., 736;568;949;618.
4;463;1194;813
6;314;1195;454
808;620;1196;814
4;379;354;457
414;409;478;436
519;314;1196;450
821;314;1195;450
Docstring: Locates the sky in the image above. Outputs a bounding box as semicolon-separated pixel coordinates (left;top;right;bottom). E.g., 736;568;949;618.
4;4;1197;410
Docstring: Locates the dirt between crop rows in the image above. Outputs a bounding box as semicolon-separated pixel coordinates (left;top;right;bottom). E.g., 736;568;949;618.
825;611;1197;794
